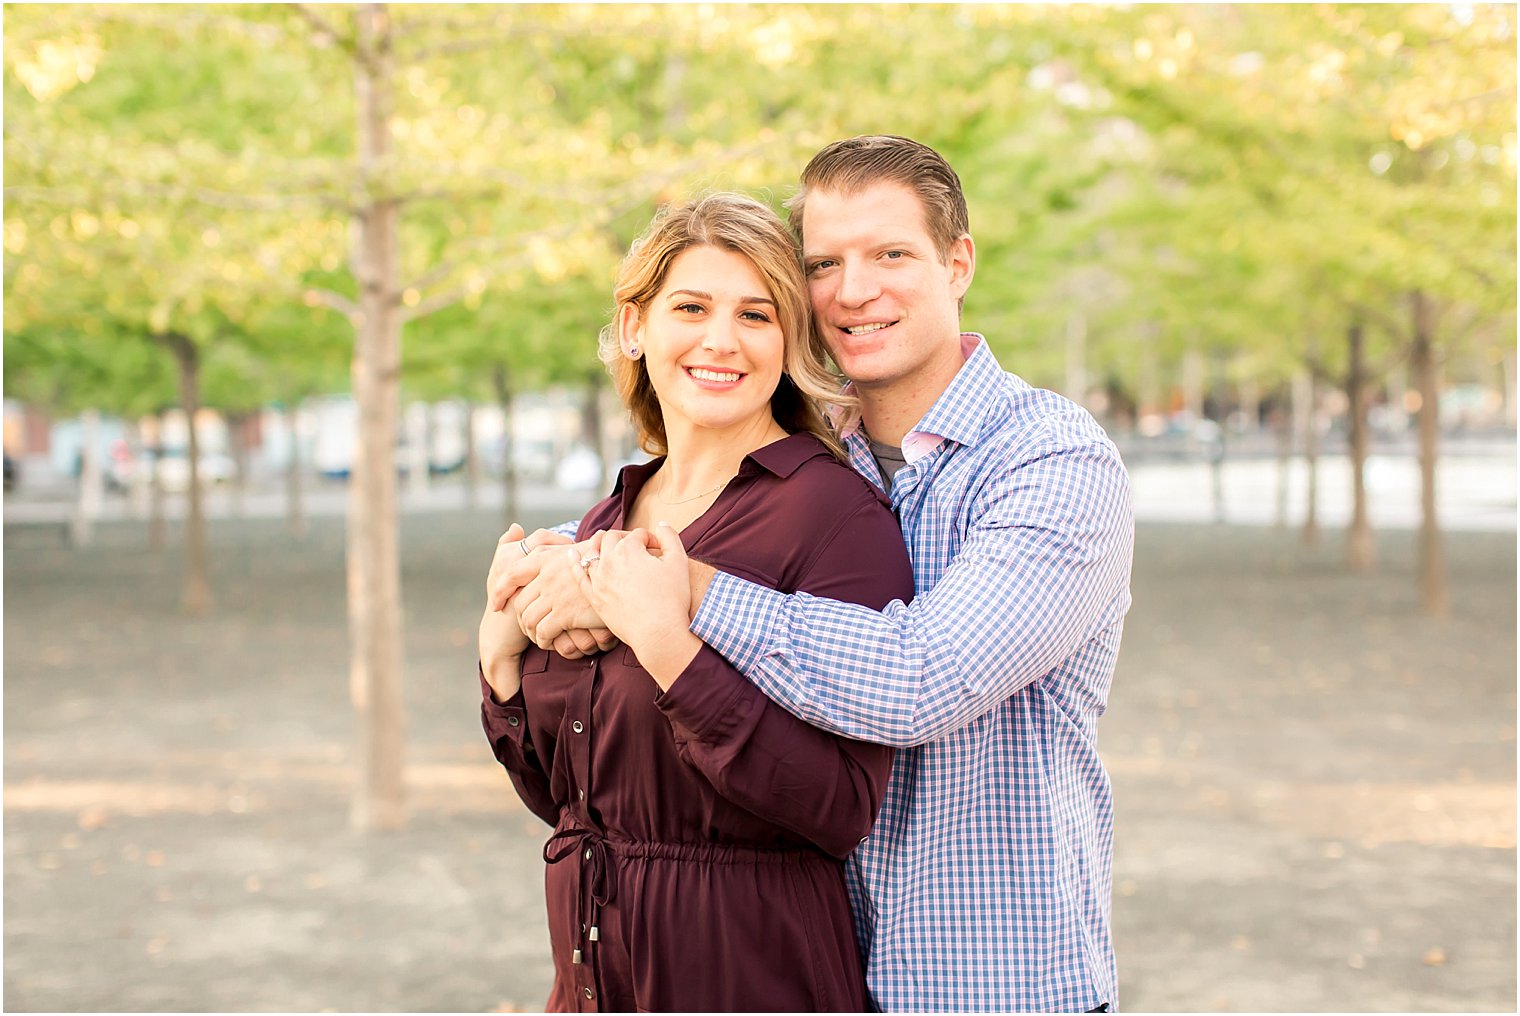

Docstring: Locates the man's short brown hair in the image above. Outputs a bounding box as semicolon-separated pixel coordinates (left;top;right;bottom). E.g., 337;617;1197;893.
785;135;970;263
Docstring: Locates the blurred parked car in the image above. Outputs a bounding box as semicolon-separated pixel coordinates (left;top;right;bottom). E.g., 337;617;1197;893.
481;435;556;483
155;448;235;492
108;446;235;493
3;452;16;492
554;446;603;491
106;439;136;490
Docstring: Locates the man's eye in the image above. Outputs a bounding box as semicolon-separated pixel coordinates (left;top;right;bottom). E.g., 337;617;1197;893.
884;250;905;260
807;260;836;274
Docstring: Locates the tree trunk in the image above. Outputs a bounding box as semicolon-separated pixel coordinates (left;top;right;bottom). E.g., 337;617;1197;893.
1272;395;1291;529
348;2;408;832
1238;376;1260;435
582;371;599;480
70;408;102;548
1209;444;1226;523
405;400;429;502
493;362;519;526
463;402;479;511
1179;343;1203;419
162;333;212;614
1410;290;1448;616
1345;316;1376;571
148;411;167;550
1065;311;1087;407
285;403;308;538
127;415;152;520
1138;323;1161;435
1503;348;1516;430
1208;351;1226;524
1385;363;1410;436
227;410;250;517
1182;342;1204;423
1295;367;1320;546
584;369;616;494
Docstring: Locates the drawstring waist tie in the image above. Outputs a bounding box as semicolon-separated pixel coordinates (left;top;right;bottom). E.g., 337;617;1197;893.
542;819;830;965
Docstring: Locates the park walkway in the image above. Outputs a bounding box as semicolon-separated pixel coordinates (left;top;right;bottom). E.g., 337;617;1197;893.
3;507;1515;1012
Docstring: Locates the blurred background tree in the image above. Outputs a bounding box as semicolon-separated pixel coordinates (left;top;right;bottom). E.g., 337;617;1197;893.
4;2;1513;829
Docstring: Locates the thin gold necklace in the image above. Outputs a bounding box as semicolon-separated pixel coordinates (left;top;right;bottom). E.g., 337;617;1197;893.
655;474;729;505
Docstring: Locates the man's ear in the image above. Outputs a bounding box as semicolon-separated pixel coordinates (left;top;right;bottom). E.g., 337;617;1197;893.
616;302;643;358
947;234;975;302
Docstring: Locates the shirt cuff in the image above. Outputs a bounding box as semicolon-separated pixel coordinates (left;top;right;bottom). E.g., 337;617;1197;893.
690;570;787;676
479;664;534;757
654;643;751;742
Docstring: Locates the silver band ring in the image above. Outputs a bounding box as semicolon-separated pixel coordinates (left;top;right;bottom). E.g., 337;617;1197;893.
519;539;532;557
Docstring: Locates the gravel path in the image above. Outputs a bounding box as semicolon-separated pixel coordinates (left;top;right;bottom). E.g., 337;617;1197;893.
4;510;1513;1012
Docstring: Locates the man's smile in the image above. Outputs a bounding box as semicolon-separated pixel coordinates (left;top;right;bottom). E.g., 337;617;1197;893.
839;321;897;336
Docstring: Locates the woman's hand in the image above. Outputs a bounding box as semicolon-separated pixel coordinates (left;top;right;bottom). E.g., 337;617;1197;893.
574;524;701;690
479;524;535;703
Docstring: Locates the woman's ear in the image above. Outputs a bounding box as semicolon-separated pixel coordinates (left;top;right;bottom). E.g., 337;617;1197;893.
617;303;643;359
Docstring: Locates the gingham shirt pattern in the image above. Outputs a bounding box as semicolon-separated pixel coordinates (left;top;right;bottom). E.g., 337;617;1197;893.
691;335;1135;1012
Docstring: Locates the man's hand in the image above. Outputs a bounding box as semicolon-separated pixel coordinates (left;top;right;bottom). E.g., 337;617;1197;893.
545;626;620;661
688;556;718;621
486;525;574;612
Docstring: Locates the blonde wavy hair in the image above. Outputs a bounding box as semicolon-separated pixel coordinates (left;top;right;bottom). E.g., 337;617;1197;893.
598;193;848;459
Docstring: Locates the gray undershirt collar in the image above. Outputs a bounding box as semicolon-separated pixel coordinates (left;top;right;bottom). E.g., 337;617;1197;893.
866;433;907;495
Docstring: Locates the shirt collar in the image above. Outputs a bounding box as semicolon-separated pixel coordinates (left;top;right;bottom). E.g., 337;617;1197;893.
831;332;1000;463
613;432;830;504
741;431;833;478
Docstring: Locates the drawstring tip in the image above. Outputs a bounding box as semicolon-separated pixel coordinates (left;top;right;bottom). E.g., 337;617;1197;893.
588;926;599;942
572;949;582;965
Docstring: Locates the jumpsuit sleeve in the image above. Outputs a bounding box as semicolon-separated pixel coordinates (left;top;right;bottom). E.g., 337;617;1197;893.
479;666;559;828
654;497;914;860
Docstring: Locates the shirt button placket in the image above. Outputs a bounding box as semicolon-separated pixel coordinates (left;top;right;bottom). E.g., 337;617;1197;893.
572;671;596;1010
572;679;589;804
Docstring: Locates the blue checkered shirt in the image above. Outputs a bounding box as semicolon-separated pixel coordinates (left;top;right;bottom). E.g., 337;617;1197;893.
690;334;1135;1012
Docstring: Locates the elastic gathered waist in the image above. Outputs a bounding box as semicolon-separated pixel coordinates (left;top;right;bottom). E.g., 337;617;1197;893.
550;817;828;867
606;835;829;865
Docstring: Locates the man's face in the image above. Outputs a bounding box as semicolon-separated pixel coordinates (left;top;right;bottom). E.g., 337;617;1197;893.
800;181;974;394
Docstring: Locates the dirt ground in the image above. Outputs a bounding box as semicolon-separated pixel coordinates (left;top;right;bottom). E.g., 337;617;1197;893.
3;506;1515;1013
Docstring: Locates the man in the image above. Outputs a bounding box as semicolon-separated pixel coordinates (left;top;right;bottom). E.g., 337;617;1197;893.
492;135;1134;1012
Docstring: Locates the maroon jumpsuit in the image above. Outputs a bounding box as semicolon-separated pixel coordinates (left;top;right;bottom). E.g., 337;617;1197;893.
482;433;914;1012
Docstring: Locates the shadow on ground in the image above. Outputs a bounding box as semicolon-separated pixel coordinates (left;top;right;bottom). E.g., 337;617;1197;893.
4;511;1515;1012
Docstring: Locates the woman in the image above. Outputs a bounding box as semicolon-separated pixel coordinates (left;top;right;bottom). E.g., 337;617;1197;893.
477;193;914;1013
